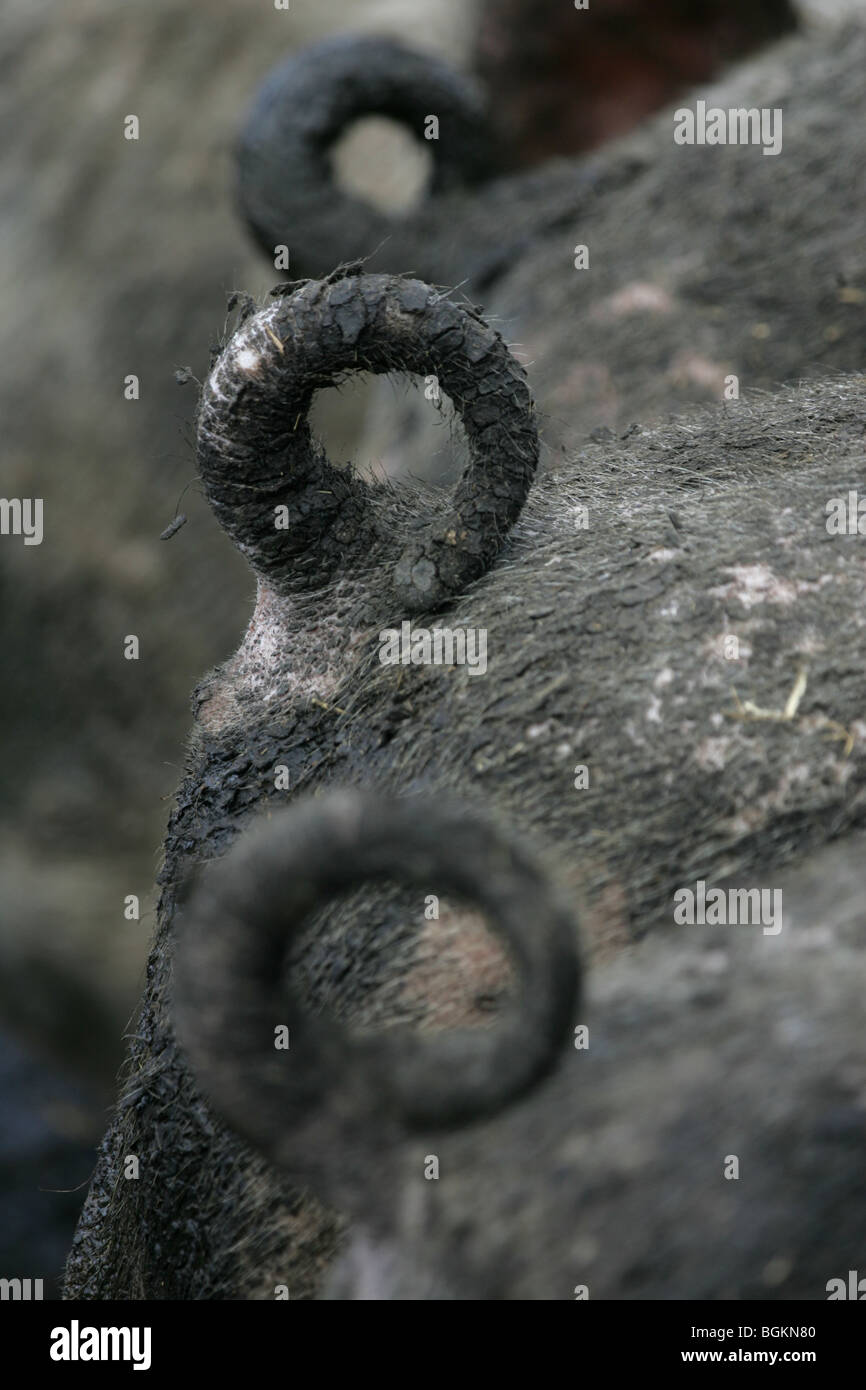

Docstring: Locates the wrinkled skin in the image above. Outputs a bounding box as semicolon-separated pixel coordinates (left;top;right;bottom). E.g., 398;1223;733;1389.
65;273;866;1299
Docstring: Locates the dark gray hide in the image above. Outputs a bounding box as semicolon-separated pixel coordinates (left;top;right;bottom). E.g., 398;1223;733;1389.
180;798;866;1302
65;273;866;1299
238;23;866;461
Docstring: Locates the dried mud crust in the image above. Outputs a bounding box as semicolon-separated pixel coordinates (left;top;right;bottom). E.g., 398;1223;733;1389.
197;271;539;610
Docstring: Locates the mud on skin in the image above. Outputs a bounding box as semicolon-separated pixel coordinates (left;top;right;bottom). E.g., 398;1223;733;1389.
66;273;866;1299
7;8;864;1108
0;0;470;1095
238;21;866;472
